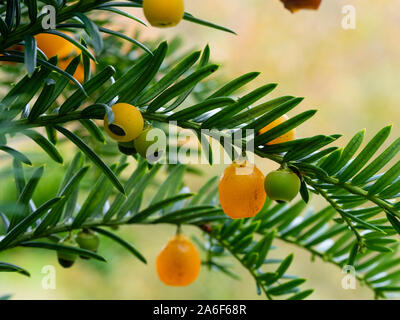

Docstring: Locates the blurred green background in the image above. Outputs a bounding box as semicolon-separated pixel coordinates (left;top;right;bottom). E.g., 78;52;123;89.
1;0;400;299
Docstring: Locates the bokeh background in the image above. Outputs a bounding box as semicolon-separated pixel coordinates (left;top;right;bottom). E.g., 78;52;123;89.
1;0;400;299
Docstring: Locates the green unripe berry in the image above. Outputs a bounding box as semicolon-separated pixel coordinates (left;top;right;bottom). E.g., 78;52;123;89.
264;168;301;202
134;127;164;163
57;239;77;268
75;229;100;260
118;140;137;155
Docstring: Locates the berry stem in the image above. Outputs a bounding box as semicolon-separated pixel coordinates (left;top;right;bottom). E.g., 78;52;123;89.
176;224;182;235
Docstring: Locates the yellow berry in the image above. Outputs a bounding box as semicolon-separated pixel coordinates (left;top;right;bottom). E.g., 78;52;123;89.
104;103;144;142
258;115;296;145
143;0;184;28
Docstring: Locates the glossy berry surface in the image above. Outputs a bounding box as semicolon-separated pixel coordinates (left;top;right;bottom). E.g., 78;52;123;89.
104;103;144;142
258;115;296;145
35;32;75;60
75;230;100;251
58;48;96;83
156;234;201;286
218;162;266;219
143;0;184;28
280;0;322;13
118;140;137;155
134;127;164;163
264;169;301;202
57;239;77;268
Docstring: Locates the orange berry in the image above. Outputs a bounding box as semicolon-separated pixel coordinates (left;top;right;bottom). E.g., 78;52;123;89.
0;45;24;65
35;32;75;59
35;32;95;83
58;48;96;83
156;234;201;286
280;0;321;13
258;115;295;145
218;161;266;219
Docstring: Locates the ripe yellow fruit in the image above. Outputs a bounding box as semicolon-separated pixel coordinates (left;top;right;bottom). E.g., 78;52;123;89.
258;115;296;145
143;0;184;28
35;32;75;59
104;103;144;142
156;234;201;286
218;161;266;219
58;48;96;83
280;0;322;13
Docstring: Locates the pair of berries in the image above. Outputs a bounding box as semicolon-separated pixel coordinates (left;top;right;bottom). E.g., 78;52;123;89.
157;167;300;286
218;115;300;219
58;226;201;287
218;162;301;219
57;229;100;268
104;103;163;163
143;0;322;28
143;0;322;23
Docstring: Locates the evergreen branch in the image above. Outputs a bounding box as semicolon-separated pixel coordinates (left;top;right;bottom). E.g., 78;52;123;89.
307;179;363;243
215;236;273;299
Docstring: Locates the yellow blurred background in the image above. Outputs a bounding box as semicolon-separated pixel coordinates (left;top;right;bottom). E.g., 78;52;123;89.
1;0;400;299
